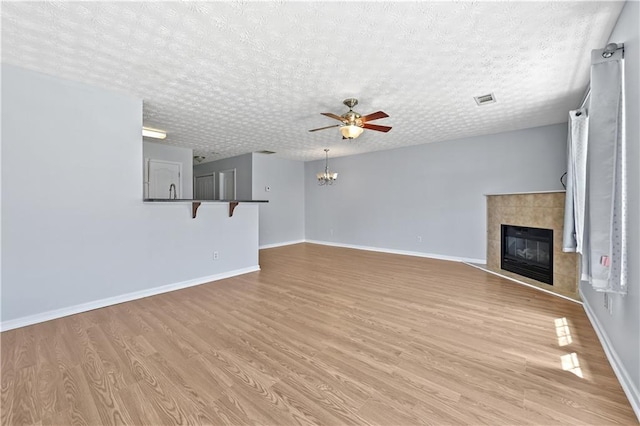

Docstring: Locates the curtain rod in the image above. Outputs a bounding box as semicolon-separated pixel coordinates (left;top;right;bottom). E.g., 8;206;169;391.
579;86;590;110
602;42;624;59
577;42;624;110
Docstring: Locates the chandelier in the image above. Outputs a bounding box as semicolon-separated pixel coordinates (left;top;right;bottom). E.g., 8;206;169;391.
317;149;338;185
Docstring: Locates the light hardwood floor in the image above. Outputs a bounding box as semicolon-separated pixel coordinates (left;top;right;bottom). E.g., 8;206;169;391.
1;243;637;425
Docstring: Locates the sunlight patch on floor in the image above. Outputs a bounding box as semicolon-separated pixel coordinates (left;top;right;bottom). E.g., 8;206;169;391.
560;352;584;378
554;317;573;346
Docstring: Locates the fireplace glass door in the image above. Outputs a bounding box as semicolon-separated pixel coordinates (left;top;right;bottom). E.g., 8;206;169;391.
501;225;553;284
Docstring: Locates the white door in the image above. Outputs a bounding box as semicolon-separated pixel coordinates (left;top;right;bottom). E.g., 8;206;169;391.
147;159;181;199
218;169;236;200
194;174;215;200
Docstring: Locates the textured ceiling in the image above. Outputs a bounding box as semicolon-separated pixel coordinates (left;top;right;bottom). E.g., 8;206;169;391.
1;1;624;162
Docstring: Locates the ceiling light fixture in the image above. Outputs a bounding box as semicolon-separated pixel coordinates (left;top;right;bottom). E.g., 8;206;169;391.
340;124;364;139
317;149;338;185
193;155;205;163
142;126;167;139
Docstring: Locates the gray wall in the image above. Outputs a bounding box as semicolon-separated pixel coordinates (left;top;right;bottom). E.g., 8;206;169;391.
143;140;193;198
305;123;567;262
193;153;252;200
252;154;305;247
1;65;259;326
580;0;639;412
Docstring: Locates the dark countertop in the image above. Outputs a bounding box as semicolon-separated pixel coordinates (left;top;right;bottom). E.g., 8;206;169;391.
144;199;268;203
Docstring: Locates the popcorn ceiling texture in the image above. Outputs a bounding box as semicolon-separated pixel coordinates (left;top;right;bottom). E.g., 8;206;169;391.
1;1;624;162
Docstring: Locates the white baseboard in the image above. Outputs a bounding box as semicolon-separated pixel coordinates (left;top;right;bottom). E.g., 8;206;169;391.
464;262;582;305
0;265;261;332
581;291;640;421
259;239;305;250
305;239;486;264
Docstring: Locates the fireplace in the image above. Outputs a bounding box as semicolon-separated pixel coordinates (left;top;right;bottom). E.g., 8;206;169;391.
501;225;553;285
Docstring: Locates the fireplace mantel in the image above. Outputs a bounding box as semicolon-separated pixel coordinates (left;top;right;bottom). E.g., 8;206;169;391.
485;191;579;301
485;190;566;196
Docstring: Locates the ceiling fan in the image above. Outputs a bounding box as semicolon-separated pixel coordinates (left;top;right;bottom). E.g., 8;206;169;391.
308;98;392;139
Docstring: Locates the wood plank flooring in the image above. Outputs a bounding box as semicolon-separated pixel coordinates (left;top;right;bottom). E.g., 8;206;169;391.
1;243;637;425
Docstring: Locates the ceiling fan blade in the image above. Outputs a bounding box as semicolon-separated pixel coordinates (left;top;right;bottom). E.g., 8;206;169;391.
363;123;392;133
361;111;389;122
308;124;341;132
321;112;347;122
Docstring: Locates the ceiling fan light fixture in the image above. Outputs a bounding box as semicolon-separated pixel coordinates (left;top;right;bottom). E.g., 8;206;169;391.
340;124;364;139
309;99;391;137
142;126;167;139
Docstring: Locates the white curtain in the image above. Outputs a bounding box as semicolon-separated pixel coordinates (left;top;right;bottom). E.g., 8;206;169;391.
562;108;589;253
580;47;627;294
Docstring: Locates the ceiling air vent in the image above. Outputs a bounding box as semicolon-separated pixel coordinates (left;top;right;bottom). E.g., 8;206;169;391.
474;93;497;106
255;150;276;154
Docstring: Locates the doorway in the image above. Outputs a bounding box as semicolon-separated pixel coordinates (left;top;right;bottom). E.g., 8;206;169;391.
218;169;236;200
194;173;216;200
146;159;182;199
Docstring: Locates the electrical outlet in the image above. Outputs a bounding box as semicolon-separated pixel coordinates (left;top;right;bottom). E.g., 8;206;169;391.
417;236;422;243
213;251;219;260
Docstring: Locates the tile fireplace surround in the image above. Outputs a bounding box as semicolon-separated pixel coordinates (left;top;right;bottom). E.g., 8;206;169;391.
486;191;580;301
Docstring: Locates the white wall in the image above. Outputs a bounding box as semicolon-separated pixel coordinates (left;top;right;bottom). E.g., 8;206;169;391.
305;123;567;262
193;153;253;199
1;65;259;328
143;140;193;198
580;0;639;416
252;154;305;248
